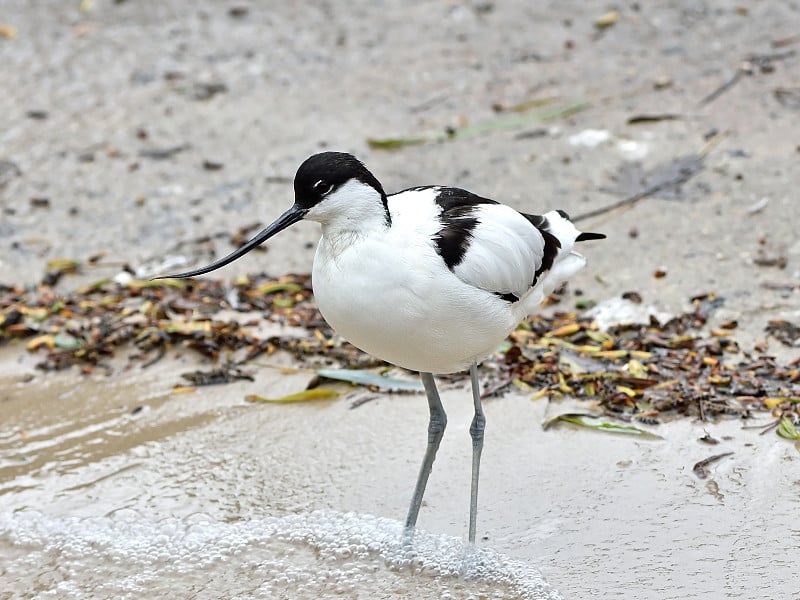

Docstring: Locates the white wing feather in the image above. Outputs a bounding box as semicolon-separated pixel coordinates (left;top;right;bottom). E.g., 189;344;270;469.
452;206;587;304
451;204;543;298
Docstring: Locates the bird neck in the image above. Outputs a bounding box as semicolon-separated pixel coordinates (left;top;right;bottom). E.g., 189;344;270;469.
310;179;391;245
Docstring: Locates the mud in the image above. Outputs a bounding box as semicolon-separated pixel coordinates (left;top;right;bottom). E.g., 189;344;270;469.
1;1;800;598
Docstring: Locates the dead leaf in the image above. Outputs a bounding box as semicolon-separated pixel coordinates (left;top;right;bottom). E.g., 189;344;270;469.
246;388;340;403
594;11;620;28
0;24;17;39
693;452;733;479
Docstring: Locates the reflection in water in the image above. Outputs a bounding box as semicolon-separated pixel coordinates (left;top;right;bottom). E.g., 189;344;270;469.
0;509;561;599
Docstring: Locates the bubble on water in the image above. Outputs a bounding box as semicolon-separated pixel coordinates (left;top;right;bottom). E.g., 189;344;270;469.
0;509;562;599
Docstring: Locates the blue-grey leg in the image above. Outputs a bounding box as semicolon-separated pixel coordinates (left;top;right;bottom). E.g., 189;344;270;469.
468;361;485;544
405;372;447;534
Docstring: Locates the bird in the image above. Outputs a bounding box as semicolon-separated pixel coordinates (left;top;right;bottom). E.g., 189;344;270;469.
158;151;604;544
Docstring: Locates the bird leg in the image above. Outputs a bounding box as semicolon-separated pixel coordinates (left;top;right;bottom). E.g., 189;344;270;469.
468;361;485;544
404;372;447;535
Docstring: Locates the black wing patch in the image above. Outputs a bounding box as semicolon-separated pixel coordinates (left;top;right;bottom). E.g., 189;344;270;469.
421;187;499;270
495;291;520;303
430;186;498;211
522;213;561;286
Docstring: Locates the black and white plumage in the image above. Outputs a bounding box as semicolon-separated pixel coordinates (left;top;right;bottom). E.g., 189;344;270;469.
159;151;604;544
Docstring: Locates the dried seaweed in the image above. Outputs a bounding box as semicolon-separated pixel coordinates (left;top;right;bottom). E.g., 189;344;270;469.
245;388;340;404
2;270;799;437
484;293;800;430
693;452;734;479
181;364;255;386
765;320;800;347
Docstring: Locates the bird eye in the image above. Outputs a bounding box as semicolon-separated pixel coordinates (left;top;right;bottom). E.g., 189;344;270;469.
313;180;334;196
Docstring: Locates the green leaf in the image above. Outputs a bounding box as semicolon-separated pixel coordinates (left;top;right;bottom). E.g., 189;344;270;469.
367;136;429;150
46;258;82;272
317;368;424;392
76;278;112;294
255;282;303;295
503;96;559;113
367;101;590;150
53;333;81;350
245;388;340;404
452;101;590;140
777;416;800;440
128;278;186;289
542;412;663;439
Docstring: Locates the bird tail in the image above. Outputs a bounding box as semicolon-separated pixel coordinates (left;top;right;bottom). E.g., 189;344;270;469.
576;231;606;242
543;209;606;249
522;210;605;309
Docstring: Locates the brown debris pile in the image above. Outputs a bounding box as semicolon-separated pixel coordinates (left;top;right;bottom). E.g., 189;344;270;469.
0;272;368;375
1;275;799;432
488;294;799;431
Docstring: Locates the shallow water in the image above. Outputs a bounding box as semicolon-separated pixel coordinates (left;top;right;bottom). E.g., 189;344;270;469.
0;354;565;598
4;290;796;597
1;349;800;598
0;509;560;599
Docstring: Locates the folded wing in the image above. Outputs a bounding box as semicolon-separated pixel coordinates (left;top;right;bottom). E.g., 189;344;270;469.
432;191;603;306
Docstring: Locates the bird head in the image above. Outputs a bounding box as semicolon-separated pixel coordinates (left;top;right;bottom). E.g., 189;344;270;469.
294;152;389;227
154;152;388;280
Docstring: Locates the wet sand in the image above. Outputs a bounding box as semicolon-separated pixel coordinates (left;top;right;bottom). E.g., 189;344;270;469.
2;1;800;598
2;347;798;598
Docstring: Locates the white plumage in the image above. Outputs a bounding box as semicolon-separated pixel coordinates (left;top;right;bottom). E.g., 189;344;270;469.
160;152;604;544
312;186;588;374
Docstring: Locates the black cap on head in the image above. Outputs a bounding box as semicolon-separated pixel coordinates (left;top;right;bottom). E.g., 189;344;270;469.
293;152;387;210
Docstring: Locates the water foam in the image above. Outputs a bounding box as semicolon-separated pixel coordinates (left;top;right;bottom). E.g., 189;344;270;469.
0;509;561;599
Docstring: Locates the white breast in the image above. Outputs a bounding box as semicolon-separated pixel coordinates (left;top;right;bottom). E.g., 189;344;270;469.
309;189;590;374
311;189;519;374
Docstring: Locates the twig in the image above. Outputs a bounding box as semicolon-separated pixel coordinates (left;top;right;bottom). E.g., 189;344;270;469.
758;419;781;436
693;452;734;479
699;70;745;106
698;131;728;157
409;93;449;113
746;49;796;66
349;394;380;409
572;131;726;223
572;158;701;223
699;50;797;106
573;181;667;223
140;346;167;369
761;281;800;291
481;376;513;399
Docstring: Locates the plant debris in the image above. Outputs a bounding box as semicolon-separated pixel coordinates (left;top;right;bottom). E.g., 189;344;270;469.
765;320;800;347
181;364;255;386
626;114;680;125
574;153;707;222
316;368;424;392
1;269;799;439
594;10;620;29
491;292;800;436
698;432;720;445
0;24;17;39
367;101;589;150
692;452;734;479
0;159;22;188
773;87;800;110
776;416;800;440
542;413;662;438
192;82;228;101
139;144;191;160
245;388;340;404
699;50;797;106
